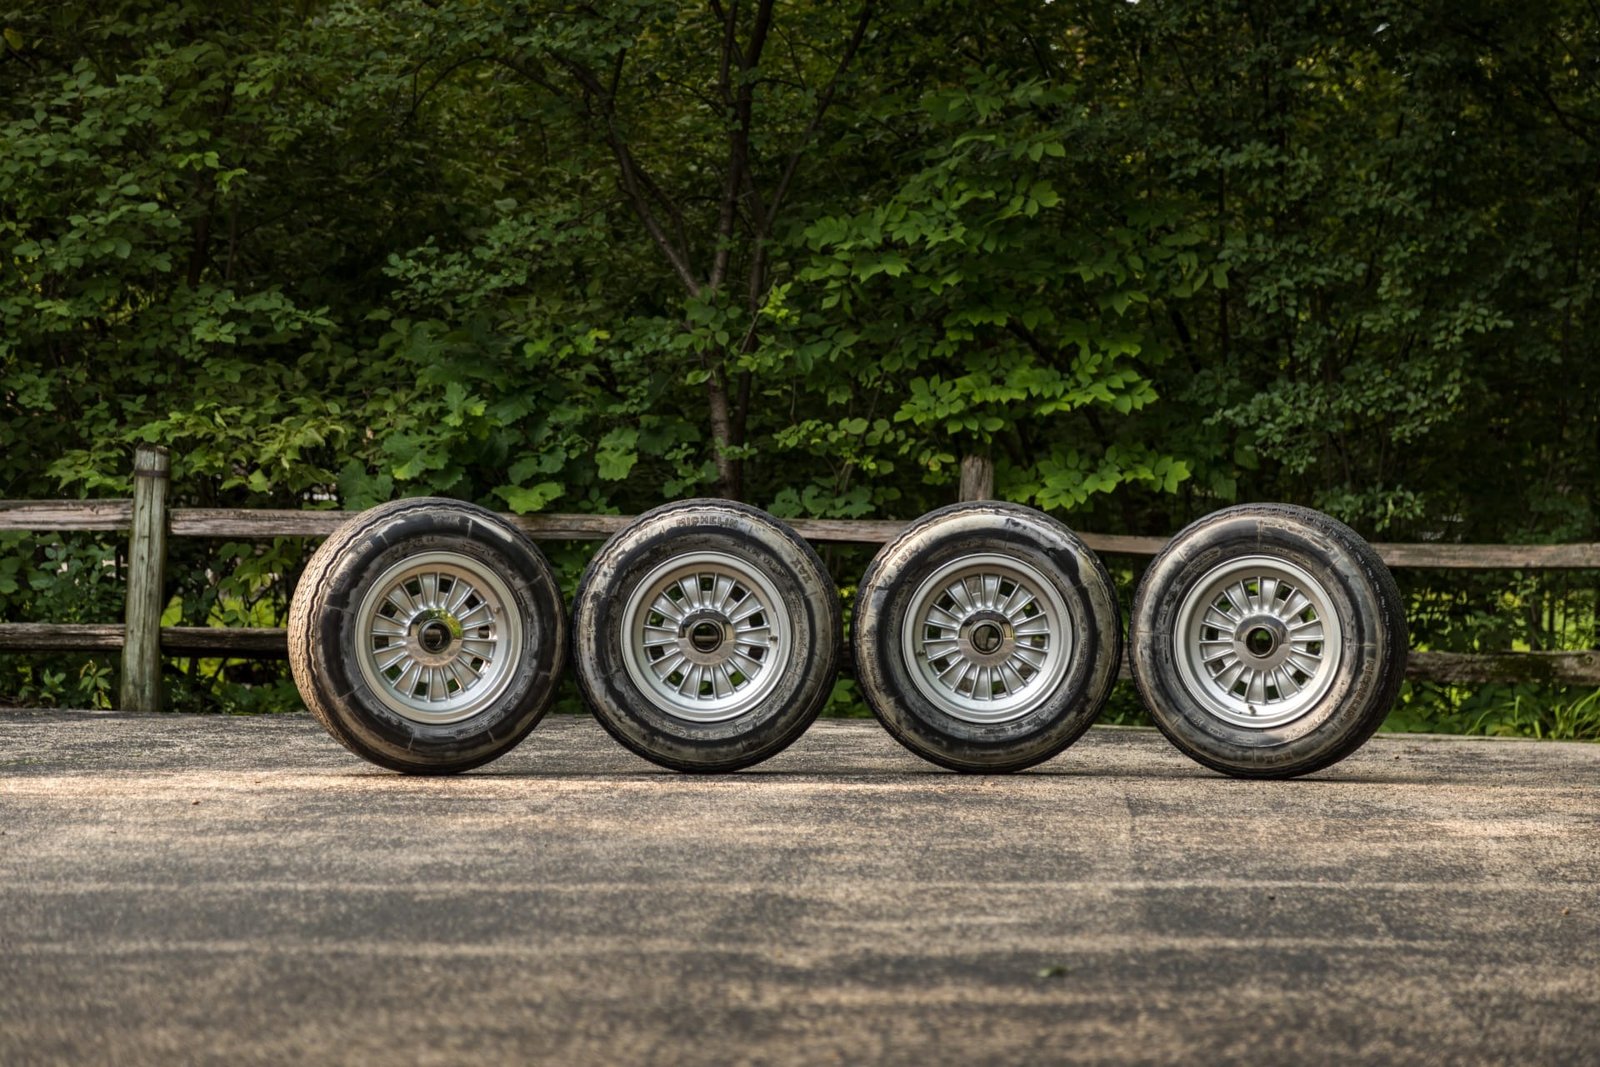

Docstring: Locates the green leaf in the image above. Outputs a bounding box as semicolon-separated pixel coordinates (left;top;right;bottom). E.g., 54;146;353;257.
498;482;563;514
596;426;640;481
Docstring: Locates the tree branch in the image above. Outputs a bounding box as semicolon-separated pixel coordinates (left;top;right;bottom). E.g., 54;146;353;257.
550;52;704;295
765;2;874;229
710;0;774;292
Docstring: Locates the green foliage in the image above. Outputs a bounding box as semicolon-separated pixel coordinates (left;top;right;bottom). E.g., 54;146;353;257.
1;0;1597;721
1386;684;1600;741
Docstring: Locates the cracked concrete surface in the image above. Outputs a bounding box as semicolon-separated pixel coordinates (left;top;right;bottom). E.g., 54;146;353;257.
1;711;1597;1066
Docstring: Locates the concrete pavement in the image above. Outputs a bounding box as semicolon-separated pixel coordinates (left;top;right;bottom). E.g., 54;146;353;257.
1;711;1597;1066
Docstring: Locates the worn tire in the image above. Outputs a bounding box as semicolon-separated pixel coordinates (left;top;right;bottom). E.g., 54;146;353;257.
287;497;567;774
853;502;1123;773
1128;502;1406;779
571;499;840;772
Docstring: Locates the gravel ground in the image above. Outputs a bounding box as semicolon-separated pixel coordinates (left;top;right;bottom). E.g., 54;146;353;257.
2;711;1597;1066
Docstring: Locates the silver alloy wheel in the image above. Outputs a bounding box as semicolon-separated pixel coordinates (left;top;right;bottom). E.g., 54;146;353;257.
1173;555;1343;729
620;551;792;723
900;553;1073;725
353;550;524;725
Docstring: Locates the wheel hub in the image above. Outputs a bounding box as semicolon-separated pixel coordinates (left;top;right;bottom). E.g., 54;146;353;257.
353;551;522;726
411;610;464;664
677;609;737;666
1173;555;1342;729
620;551;793;723
956;610;1016;667
1235;615;1291;669
901;553;1073;725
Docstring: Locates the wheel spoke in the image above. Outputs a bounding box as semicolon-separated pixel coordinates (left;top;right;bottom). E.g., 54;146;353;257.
1004;595;1038;622
651;652;686;678
374;646;409;671
456;599;493;626
1214;660;1246;691
1285;651;1321;673
446;658;476;691
1259;576;1279;610
945;581;976;615
731;648;766;672
1012;643;1047;666
999;661;1028;694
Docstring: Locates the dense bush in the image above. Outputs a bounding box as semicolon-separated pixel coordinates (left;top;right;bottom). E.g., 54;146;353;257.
2;1;1596;728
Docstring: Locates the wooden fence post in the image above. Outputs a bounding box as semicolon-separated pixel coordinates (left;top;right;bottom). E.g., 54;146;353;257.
958;454;994;502
120;445;169;712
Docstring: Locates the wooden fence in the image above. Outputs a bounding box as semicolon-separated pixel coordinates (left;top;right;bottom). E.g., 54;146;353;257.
2;445;1598;710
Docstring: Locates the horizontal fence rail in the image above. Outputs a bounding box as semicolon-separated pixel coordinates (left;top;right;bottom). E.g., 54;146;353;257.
3;445;1600;708
7;499;1600;566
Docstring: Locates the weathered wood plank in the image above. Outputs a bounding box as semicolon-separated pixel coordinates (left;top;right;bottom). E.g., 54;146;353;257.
0;624;289;658
0;500;133;531
958;455;995;502
512;514;635;539
0;501;1591;566
120;446;170;713
0;623;126;651
1405;650;1600;686
169;509;348;537
785;517;910;543
1078;533;1170;556
1374;543;1600;569
161;627;289;658
167;508;922;544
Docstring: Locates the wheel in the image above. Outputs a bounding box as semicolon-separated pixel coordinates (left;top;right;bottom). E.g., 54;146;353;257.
853;502;1122;772
570;499;840;772
287;497;567;774
1128;502;1406;778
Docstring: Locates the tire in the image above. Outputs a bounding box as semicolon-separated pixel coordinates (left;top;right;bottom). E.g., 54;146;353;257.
570;499;840;772
287;497;567;774
853;502;1123;773
1128;502;1406;779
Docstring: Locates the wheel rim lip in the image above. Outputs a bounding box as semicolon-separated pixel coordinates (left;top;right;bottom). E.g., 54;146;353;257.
899;552;1074;725
619;550;793;724
353;550;524;726
1172;554;1343;729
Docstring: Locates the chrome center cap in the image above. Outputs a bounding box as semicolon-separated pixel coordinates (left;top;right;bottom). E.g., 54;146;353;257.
1234;615;1291;671
956;610;1017;668
408;608;464;667
676;610;738;667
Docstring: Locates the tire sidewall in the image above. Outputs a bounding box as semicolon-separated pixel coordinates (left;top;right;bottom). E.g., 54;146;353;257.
855;503;1122;772
291;499;566;772
1130;504;1404;776
572;500;840;770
